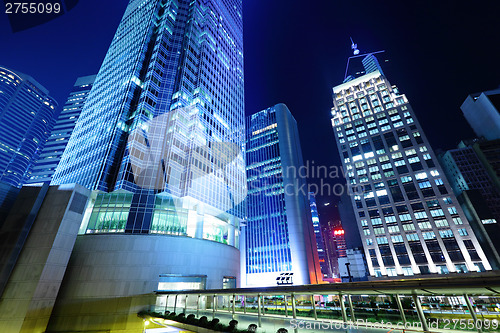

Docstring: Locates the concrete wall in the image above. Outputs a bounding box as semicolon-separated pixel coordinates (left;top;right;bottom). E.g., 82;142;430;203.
47;234;240;333
0;183;90;333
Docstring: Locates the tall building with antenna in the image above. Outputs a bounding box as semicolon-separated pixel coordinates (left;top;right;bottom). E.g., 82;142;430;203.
329;46;492;277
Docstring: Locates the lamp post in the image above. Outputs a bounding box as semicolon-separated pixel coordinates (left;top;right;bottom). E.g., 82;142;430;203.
345;262;353;282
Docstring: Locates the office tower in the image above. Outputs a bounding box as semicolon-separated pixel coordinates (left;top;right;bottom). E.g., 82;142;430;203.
321;220;342;278
244;104;321;287
0;66;57;188
330;54;491;277
51;0;244;267
441;142;500;223
47;0;245;331
309;192;330;278
28;75;96;184
333;227;347;258
461;87;500;141
440;141;500;268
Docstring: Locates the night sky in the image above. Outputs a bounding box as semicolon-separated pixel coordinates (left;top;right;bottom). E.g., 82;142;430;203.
2;0;500;223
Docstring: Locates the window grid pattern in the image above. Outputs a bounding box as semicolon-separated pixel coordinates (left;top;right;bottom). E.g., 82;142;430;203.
246;107;291;274
0;66;57;188
331;70;491;277
51;0;245;241
28;75;96;183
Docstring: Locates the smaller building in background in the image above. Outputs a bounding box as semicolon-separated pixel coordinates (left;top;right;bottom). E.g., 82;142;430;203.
0;66;57;188
440;140;500;269
438;87;500;270
338;248;368;282
309;192;331;278
321;220;343;279
461;87;500;141
28;75;96;184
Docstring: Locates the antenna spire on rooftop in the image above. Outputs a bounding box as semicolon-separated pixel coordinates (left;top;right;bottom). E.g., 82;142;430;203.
350;37;360;55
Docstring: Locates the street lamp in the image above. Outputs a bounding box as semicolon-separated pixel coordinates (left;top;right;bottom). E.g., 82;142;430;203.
143;319;150;333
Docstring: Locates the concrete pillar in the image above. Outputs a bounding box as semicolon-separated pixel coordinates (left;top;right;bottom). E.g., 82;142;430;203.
184;295;188;314
232;294;236;319
347;294;355;321
257;294;262;327
212;295;216;319
339;293;347;323
243;295;246;314
173;294;178;314
284;295;288;317
464;294;482;333
395;294;407;325
165;295;169;313
311;295;318;320
291;293;298;333
412;294;429;332
196;295;200;317
261;294;265;316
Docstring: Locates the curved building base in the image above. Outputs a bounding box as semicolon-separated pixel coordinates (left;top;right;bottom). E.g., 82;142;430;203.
47;234;239;332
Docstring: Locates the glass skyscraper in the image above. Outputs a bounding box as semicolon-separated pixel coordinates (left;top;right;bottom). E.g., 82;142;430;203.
244;104;321;287
47;1;245;330
0;66;57;188
51;0;245;244
28;74;96;184
330;55;491;277
309;192;330;278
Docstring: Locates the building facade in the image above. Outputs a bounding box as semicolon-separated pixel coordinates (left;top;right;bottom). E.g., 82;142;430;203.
330;56;491;277
51;0;245;239
321;219;343;279
244;104;322;287
461;87;500;141
50;0;245;260
28;75;96;184
309;192;330;278
46;0;245;331
441;142;500;224
0;66;57;188
0;183;90;333
338;248;367;282
440;142;500;269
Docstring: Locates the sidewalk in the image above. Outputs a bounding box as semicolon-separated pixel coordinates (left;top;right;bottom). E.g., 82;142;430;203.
178;309;483;333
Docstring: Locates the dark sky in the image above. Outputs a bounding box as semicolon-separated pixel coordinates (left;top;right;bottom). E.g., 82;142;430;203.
2;0;500;222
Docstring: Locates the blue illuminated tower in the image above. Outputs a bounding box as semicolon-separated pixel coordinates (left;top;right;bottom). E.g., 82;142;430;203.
244;104;321;287
51;0;245;238
0;66;57;188
309;192;330;278
28;74;96;184
46;1;245;330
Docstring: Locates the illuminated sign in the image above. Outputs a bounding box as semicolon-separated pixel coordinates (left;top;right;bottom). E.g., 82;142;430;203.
276;272;294;285
334;229;345;236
